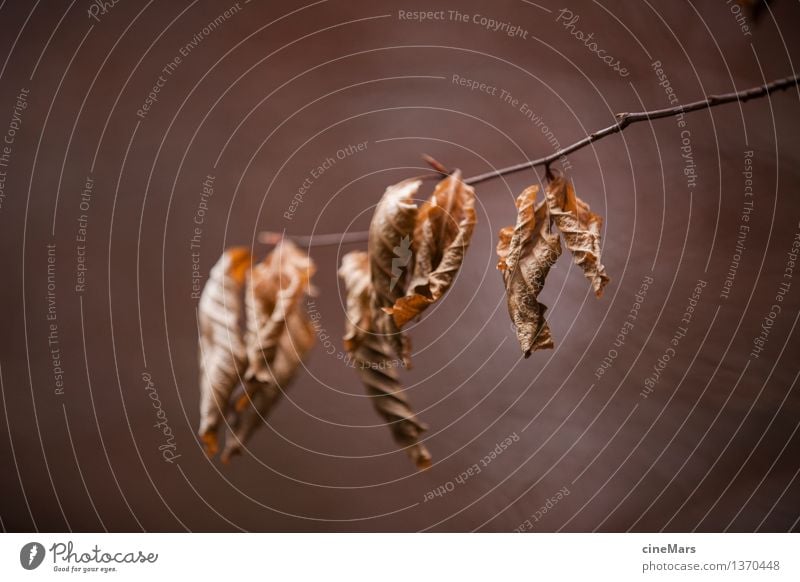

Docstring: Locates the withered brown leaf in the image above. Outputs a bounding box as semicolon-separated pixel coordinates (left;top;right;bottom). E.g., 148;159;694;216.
339;251;431;470
386;171;476;328
221;240;316;463
497;186;562;357
243;240;315;383
341;251;372;354
222;381;282;463
197;247;252;457
368;179;420;367
544;175;610;297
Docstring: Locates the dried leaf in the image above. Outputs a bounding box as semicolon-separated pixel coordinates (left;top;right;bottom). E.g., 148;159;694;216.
221;240;316;463
386;171;476;328
544;175;610;297
368;179;420;367
341;251;372;354
197;248;252;457
243;240;315;383
222;381;282;463
222;308;315;463
339;251;431;469
497;186;562;357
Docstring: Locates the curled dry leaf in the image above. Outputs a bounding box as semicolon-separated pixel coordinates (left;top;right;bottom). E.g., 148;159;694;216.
222;304;316;463
243;240;315;383
544;175;610;297
339;251;431;469
368;179;420;367
341;251;372;354
220;240;316;463
386;171;476;328
223;381;283;463
497;186;562;357
197;248;252;457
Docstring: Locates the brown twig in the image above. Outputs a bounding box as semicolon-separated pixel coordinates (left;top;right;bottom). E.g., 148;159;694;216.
422;154;451;176
258;229;371;247
263;74;800;248
464;73;799;185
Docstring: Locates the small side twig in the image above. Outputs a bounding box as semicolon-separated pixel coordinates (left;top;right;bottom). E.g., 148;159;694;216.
422;154;451;176
258;229;371;247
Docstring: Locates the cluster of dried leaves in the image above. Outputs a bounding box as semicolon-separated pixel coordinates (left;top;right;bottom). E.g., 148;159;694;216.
339;172;476;468
497;175;609;357
197;241;315;463
198;171;609;469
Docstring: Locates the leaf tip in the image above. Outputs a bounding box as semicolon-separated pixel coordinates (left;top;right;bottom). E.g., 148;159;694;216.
200;432;218;458
220;446;241;465
234;393;250;413
410;444;432;470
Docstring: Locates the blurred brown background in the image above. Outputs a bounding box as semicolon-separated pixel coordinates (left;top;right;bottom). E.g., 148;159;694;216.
1;0;799;532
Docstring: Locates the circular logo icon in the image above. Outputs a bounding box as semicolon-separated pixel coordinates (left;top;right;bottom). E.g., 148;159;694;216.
20;542;45;570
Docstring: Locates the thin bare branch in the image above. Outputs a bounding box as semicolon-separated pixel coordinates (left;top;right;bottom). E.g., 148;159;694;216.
263;74;800;247
464;73;800;185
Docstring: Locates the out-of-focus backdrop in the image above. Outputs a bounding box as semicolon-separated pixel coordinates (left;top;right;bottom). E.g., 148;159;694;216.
1;0;799;532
